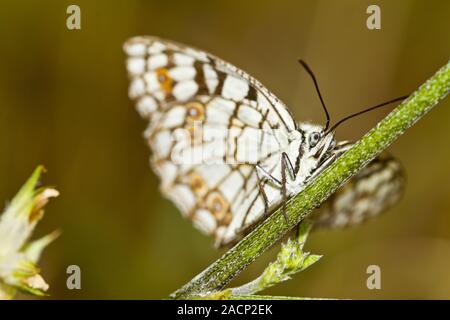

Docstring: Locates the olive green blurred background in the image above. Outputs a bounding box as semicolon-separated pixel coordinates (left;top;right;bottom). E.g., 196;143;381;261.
0;0;449;299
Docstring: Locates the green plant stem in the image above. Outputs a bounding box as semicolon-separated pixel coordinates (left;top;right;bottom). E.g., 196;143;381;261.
171;61;450;299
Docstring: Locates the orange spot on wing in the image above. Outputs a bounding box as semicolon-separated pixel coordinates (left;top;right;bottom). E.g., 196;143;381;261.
186;101;205;122
207;192;231;225
156;68;173;93
189;173;208;197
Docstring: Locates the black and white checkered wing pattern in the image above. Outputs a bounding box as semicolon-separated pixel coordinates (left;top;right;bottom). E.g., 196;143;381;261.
311;151;405;229
124;36;296;246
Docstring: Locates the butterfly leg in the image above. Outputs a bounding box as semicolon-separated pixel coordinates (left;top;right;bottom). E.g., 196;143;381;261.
255;165;282;187
280;152;296;224
255;164;283;220
235;165;281;237
255;166;270;218
226;155;297;245
307;141;353;184
306;153;337;185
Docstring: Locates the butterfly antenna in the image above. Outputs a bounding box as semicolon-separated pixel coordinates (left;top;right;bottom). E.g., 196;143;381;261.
298;59;331;131
326;95;409;134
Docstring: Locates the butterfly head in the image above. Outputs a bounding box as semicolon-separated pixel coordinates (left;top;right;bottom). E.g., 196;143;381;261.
298;123;336;167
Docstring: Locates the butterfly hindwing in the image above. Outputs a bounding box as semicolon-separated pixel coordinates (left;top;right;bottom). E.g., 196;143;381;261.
311;150;405;229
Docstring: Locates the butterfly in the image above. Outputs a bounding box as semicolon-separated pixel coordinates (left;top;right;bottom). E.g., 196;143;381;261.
123;36;405;247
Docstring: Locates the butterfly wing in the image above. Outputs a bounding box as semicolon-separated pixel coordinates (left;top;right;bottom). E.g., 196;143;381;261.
124;36;296;246
310;149;405;229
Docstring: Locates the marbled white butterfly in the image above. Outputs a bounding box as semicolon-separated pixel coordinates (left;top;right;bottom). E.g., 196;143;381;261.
124;36;404;247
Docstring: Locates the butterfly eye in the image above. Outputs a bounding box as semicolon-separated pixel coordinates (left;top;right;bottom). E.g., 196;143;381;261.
309;132;321;148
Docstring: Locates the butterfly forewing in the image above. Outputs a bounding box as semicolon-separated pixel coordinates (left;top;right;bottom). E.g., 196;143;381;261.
124;36;297;246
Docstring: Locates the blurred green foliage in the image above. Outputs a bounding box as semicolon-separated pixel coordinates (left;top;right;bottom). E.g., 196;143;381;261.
0;0;449;299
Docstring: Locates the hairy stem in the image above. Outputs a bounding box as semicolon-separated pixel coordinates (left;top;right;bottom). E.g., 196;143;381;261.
171;61;450;299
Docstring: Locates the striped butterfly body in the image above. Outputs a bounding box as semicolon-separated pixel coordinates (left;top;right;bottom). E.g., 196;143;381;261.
124;36;404;247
